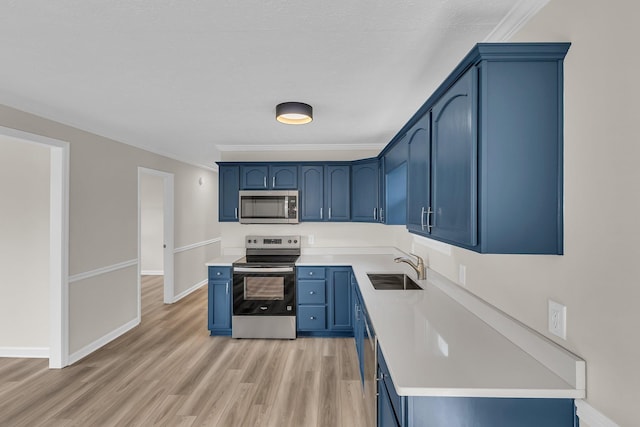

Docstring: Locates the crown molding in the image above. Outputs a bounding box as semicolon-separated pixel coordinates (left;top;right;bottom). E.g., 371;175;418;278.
215;143;385;153
484;0;551;42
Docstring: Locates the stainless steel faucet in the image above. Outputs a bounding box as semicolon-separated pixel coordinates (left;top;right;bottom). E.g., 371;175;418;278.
394;253;426;280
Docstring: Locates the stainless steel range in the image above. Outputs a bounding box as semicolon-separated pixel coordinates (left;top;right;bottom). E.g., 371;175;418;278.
232;235;300;339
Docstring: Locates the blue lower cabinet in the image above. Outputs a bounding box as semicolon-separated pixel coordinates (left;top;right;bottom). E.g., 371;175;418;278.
297;306;326;330
379;380;401;427
297;266;353;337
376;346;577;427
207;266;232;335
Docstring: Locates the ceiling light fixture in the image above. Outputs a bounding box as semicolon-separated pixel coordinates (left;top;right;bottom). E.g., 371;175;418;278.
276;102;313;125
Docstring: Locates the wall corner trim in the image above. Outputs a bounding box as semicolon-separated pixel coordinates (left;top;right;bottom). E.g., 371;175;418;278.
172;279;207;303
484;0;551;42
575;400;620;427
68;318;139;365
68;259;138;283
0;347;49;358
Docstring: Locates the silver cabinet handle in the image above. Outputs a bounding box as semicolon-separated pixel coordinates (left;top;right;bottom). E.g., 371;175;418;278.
216;271;221;276
329;207;332;220
226;282;229;294
373;208;377;220
272;176;276;188
309;271;314;276
320;207;323;219
309;291;315;294
420;207;426;230
310;316;316;320
380;208;384;222
263;177;267;188
234;207;238;219
426;207;433;232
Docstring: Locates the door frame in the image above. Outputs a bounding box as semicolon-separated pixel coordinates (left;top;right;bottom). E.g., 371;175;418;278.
137;167;175;312
0;126;70;369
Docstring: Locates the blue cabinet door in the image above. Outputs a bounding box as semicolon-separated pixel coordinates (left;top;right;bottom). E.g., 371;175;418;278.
351;160;379;222
378;377;401;427
378;158;385;223
325;165;350;221
406;113;431;235
383;135;408;226
300;165;324;221
219;165;239;222
240;164;268;189
328;268;352;331
431;67;478;247
270;165;298;189
208;280;231;334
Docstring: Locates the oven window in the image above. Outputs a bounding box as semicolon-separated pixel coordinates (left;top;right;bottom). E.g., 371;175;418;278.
244;277;284;300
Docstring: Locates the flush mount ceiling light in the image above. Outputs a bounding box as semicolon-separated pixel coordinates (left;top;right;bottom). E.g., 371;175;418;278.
276;102;313;125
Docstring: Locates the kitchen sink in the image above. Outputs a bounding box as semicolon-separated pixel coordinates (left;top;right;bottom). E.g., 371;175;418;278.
366;273;423;290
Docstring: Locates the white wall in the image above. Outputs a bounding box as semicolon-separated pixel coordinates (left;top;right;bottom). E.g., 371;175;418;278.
391;1;640;425
0;136;50;352
140;173;164;275
221;222;403;252
0;105;220;358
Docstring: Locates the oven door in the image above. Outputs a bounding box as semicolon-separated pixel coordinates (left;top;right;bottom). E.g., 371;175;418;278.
232;266;296;315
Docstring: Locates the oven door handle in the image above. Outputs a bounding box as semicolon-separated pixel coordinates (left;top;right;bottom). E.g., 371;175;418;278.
233;267;295;273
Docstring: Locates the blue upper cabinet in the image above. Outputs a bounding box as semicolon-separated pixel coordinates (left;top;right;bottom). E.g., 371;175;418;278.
351;159;379;222
240;164;268;189
400;42;569;254
325;165;350;221
430;67;478;247
219;165;240;222
406;113;431;234
300;164;350;222
240;164;298;189
300;165;324;221
383;135;408;226
270;165;298;189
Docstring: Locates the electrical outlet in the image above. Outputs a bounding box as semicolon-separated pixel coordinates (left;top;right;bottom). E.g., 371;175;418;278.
458;265;466;287
308;235;315;245
548;300;567;340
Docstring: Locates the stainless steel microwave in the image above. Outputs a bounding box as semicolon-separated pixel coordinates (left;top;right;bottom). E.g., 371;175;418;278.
238;190;299;224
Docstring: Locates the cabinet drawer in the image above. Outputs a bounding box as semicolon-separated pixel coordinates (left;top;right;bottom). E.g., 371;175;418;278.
208;266;231;280
297;306;326;330
297;267;326;279
298;281;326;304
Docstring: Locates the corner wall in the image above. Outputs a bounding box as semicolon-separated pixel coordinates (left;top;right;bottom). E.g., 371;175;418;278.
0;105;220;358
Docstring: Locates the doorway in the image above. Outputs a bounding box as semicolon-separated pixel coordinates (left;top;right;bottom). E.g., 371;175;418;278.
0;126;69;369
137;168;174;320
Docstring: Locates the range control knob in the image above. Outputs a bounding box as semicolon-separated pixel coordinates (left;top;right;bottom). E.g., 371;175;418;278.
288;239;292;243
294;239;298;243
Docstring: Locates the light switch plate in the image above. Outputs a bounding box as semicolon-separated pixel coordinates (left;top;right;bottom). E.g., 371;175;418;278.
548;300;567;340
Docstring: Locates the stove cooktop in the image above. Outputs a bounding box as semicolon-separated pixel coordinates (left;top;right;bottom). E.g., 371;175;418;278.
233;254;300;267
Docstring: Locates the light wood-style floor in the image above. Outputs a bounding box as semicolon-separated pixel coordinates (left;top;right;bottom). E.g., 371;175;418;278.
0;276;369;426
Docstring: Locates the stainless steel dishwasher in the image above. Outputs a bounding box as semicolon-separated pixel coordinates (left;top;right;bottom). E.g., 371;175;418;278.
363;308;377;426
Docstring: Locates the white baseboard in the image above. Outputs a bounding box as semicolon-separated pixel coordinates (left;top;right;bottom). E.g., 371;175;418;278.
575;400;620;427
0;346;49;358
172;279;207;303
68;318;139;365
141;270;164;276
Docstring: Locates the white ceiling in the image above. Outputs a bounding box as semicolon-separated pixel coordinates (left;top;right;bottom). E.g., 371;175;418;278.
0;1;547;168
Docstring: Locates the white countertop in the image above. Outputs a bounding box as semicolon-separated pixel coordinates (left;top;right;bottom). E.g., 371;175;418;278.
207;250;585;399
